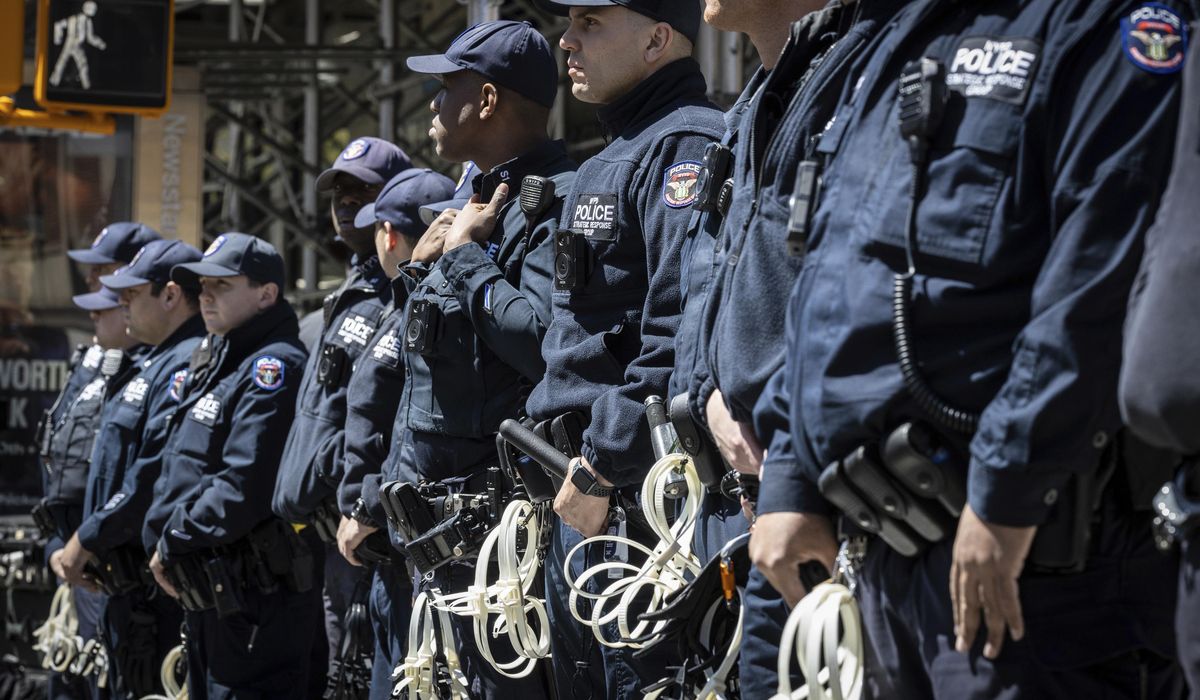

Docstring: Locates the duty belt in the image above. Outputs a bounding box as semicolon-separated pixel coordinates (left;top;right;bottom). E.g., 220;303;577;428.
87;543;155;596
165;518;315;617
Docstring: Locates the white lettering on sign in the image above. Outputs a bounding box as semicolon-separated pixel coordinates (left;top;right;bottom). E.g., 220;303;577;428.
160;114;186;236
0;359;69;392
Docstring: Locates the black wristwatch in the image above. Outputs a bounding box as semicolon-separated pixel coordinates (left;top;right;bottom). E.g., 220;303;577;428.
570;459;612;498
350;498;376;526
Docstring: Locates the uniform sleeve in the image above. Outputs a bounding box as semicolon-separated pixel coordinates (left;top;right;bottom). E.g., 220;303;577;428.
336;351;403;517
76;363;183;554
581;132;711;486
1119;31;1200;455
159;355;304;559
754;321;834;516
436;207;558;383
967;23;1186;526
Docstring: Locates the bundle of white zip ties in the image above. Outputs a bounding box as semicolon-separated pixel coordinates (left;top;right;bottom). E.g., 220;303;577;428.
429;498;551;679
33;583;109;688
392;590;470;699
564;452;704;648
771;542;864;700
139;643;189;700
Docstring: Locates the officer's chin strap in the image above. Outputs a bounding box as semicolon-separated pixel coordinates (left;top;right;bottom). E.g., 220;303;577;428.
564;453;704;648
771;540;865;700
430;499;551;678
391;590;470;699
33;583;110;688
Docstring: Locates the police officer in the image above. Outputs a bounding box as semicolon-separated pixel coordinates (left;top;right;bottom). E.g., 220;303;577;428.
1119;21;1200;697
271;136;410;680
751;1;1193;696
381;19;576;697
44;284;142;700
67;222;163;297
525;1;723;695
143;233;320;699
332;168;456;700
675;2;898;696
63;240;206;697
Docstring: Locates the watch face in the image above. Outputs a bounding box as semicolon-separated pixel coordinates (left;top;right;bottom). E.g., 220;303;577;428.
570;463;594;494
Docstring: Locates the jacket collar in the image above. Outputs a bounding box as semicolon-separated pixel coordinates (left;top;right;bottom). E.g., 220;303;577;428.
597;58;709;139
473;139;573;202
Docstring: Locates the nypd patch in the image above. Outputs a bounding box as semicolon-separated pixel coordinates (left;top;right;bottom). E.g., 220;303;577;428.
82;345;104;370
572;194;619;240
169;369;188;401
947;37;1041;104
342;139;369;160
1122;4;1187;75
253;356;285;390
204;235;227;257
337;315;375;347
663;161;702;208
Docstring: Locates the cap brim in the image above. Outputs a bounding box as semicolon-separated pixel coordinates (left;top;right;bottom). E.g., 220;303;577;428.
316;164;390;192
171;261;240;285
99;273;153;290
67;248;116;265
405;54;465;75
72;291;120;311
419;198;470;227
354;203;378;230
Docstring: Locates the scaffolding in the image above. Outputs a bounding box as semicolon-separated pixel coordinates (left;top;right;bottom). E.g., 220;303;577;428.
176;0;749;309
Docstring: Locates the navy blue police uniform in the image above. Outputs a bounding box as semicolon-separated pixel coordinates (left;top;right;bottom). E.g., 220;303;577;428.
271;137;411;684
383;21;578;696
75;240;205;697
527;2;724;694
1119;20;1200;697
757;1;1195;696
143;234;321;700
336;168;457;700
680;5;905;697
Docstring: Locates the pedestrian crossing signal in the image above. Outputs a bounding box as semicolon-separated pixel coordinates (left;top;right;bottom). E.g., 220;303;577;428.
34;0;174;116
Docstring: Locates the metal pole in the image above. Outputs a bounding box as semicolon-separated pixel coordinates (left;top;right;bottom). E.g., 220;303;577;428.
466;0;500;25
302;0;320;292
226;0;244;231
720;30;742;98
697;21;718;97
379;0;396;139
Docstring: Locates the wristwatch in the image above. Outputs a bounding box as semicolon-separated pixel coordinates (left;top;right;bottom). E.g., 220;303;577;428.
570;458;612;498
350;498;376;526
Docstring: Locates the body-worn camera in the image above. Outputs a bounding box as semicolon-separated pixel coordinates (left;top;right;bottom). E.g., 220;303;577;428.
554;229;589;291
694;142;733;215
404;298;442;355
786;160;821;257
316;343;349;388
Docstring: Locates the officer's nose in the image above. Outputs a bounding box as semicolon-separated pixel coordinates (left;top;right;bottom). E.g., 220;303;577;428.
560;26;579;53
430;90;443;115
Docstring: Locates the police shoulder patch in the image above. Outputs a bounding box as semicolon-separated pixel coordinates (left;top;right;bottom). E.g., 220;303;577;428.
169;369;188;401
663;161;702;208
1122;4;1187;75
342;139;369;160
252;356;285;390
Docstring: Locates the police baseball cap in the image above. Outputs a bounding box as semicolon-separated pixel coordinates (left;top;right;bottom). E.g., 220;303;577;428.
354;168;458;235
171;233;286;288
100;240;204;290
418;161;480;225
315;137;413;192
67;222;162;265
537;0;701;43
72;286;121;312
407;21;559;109
418;198;471;227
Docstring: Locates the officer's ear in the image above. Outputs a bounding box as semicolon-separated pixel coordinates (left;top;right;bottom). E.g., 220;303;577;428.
642;21;676;65
257;282;280;309
381;221;397;252
160;282;181;310
478;82;499;121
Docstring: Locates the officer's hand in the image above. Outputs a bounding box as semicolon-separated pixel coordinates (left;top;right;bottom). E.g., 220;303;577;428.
950;504;1036;660
337;515;378;567
58;533;96;589
49;549;67;582
554;457;613;538
706;390;764;475
411;209;459;264
443;184;509;255
750;511;838;608
149;551;179;600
